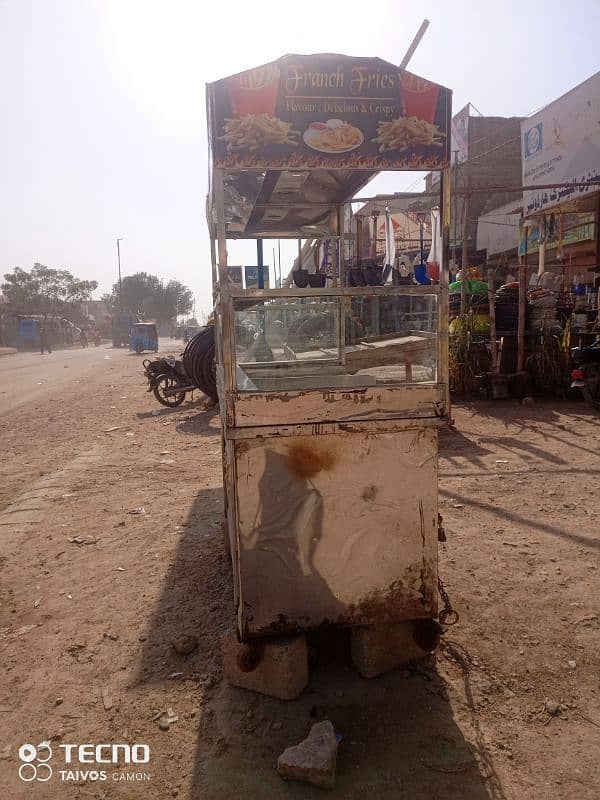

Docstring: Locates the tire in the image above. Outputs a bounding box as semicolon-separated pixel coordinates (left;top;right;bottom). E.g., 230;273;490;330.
201;341;217;400
153;375;186;407
182;326;218;401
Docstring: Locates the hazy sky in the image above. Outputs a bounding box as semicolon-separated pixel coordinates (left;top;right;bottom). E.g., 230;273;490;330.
1;0;599;315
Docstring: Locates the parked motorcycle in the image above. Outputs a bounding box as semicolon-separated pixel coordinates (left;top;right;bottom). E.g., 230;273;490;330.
143;355;195;407
571;339;600;410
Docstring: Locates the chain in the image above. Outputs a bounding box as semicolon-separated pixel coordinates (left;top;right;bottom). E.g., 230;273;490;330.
438;575;459;626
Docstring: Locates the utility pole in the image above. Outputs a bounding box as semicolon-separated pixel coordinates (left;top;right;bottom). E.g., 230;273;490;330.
277;239;281;288
460;182;470;314
116;238;124;310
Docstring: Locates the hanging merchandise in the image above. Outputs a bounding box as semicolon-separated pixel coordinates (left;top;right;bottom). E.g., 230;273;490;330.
557;215;564;261
426;208;441;282
383;207;396;284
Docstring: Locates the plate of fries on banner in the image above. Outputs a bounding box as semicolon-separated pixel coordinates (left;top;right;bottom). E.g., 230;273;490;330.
372;117;445;152
303;119;364;154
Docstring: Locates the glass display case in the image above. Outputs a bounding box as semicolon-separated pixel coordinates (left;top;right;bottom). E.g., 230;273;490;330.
232;290;439;392
207;53;453;656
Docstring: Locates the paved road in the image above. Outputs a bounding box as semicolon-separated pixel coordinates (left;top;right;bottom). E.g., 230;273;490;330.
0;338;179;416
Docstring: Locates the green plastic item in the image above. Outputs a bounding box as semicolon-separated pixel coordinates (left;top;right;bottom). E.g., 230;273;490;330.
449;279;489;295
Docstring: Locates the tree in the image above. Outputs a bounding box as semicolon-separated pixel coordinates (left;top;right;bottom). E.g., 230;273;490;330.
102;272;193;324
2;263;98;316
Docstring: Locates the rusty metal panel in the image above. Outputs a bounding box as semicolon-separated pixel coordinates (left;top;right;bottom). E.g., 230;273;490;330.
231;384;446;427
226;416;446;441
233;428;438;637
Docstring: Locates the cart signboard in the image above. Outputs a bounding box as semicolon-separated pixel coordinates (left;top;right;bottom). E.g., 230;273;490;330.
208;54;451;170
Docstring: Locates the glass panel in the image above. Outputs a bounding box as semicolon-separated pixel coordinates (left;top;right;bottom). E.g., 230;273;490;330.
346;294;437;386
233;293;437;392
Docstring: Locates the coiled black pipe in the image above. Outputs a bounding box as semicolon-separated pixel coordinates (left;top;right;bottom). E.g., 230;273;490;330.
183;325;217;401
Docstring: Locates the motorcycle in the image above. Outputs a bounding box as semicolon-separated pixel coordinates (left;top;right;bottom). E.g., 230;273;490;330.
570;339;600;410
143;355;195;407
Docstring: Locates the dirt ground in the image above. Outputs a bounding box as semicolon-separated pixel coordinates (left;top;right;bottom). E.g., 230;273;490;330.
0;344;599;799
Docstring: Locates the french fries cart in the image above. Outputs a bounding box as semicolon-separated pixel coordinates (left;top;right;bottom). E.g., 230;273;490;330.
207;54;453;689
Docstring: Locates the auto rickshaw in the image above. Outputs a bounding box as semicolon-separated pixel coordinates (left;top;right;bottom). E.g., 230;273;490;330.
183;325;200;344
129;322;159;354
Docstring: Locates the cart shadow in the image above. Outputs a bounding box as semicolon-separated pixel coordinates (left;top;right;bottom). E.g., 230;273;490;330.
191;636;503;800
175;407;221;436
132;480;503;800
440;426;492;469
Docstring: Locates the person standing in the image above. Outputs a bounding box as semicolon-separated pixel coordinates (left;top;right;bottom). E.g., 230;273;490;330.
79;328;88;348
39;321;52;354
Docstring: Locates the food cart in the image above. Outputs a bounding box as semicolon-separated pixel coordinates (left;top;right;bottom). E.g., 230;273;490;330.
206;53;452;686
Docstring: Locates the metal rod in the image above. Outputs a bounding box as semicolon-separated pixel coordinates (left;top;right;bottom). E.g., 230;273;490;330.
338;205;346;365
399;19;430;70
256;239;264;289
440;168;451;413
517;231;527;372
226;284;442;299
487;265;498;373
351;180;600;204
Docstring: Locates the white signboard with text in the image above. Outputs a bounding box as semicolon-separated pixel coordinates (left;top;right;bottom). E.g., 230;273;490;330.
522;72;600;215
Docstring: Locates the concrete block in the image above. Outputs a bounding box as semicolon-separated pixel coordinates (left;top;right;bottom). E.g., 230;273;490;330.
351;619;439;679
222;630;308;700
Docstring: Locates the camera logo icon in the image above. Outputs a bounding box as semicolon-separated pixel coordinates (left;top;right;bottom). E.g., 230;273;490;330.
18;742;53;782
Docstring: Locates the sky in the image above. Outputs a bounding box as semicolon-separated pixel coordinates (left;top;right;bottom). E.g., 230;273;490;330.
1;0;599;316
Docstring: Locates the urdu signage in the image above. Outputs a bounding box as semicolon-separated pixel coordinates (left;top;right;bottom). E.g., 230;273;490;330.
521;72;600;215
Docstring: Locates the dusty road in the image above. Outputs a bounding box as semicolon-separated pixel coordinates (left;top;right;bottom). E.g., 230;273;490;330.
0;346;599;800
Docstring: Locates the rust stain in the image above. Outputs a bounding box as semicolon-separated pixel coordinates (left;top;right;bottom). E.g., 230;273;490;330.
263;392;307;404
362;485;378;502
286;443;336;479
322;391;338;404
235;441;250;456
247;563;438;635
419;500;426;550
225;397;235;427
342;561;437;625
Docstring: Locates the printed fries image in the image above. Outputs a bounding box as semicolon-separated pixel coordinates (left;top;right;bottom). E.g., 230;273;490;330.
372;116;445;152
304;120;363;153
237;64;279;91
220;114;299;152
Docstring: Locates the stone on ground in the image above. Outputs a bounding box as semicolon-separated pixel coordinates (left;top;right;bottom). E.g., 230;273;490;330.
277;720;338;788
